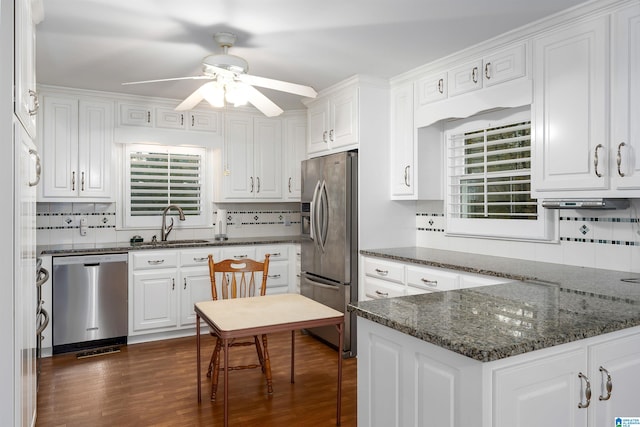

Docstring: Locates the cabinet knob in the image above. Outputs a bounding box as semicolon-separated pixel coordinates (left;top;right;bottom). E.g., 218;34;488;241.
437;78;444;94
484;62;491;80
374;268;388;276
617;142;626;177
593;144;604;178
322;131;328;143
420;278;438;287
71;171;76;191
28;149;41;187
147;259;165;265
81;171;85;192
404;165;410;187
329;129;334;142
598;366;612;401
374;290;389;298
578;372;591;409
28;89;39;116
472;66;479;84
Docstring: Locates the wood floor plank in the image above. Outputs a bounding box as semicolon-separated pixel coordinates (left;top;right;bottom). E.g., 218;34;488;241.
36;331;357;426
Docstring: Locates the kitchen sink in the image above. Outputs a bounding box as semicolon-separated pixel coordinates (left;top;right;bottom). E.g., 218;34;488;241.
132;239;211;248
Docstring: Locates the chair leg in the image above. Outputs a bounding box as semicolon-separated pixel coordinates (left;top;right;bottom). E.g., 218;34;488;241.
207;337;219;378
253;335;265;372
261;334;273;395
210;339;223;401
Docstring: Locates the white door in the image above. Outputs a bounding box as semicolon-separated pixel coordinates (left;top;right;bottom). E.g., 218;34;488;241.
78;99;113;199
284;115;306;200
307;100;329;154
154;107;186;130
253;117;282;199
223;115;254;198
532;17;609;193
448;59;483;96
611;4;640;190
132;270;178;332
14;0;38;138
179;268;212;326
589;332;640;427
390;83;415;198
330;86;359;149
415;72;448;107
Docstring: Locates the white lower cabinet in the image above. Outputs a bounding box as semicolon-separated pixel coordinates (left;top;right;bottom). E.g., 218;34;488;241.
359;318;640;427
130;245;294;336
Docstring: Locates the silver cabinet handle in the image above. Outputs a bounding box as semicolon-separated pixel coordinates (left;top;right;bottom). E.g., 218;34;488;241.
322;130;328;143
617;142;626;177
250;176;254;193
268;274;281;279
578;372;592;408
28;89;39;116
288;177;292;193
71;171;76;191
374;290;389;297
329;129;334;142
28;149;41;187
256;176;260;193
472;66;479;84
421;278;438;287
437;78;444;94
404;165;410;187
374;268;388;276
191;115;195;127
172;278;175;290
594;144;604;178
598;366;612;401
184;278;187;290
147;111;151;123
193;257;208;263
485;62;491;79
81;171;85;191
147;259;165;265
269;252;281;257
233;254;248;259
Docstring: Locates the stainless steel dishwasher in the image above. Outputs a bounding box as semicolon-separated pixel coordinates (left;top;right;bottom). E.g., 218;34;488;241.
53;253;128;353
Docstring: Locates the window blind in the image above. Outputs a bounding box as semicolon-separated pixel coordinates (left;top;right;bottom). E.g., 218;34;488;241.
129;150;202;216
448;121;536;220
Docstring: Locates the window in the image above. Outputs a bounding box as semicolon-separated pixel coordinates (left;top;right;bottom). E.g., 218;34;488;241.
124;144;208;228
445;107;554;240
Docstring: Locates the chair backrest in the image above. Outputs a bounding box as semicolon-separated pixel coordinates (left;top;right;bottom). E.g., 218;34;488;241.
208;254;270;300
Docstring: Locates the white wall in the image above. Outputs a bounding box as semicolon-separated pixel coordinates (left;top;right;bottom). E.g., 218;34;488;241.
416;199;640;273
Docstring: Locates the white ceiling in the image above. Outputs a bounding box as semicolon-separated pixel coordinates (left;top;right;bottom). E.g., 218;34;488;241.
36;0;588;112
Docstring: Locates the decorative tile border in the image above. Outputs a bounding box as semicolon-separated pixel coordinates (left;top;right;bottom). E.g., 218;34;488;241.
560;237;640;246
560;216;640;223
37;212;116;230
220;209;301;227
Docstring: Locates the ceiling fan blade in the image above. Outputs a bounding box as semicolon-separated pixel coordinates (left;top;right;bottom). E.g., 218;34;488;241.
122;76;213;85
244;85;284;117
238;74;317;98
175;87;205;111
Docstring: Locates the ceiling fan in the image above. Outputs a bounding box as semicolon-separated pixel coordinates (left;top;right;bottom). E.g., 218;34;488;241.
122;32;317;117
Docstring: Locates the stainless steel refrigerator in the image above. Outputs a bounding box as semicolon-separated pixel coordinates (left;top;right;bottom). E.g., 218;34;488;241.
300;151;358;357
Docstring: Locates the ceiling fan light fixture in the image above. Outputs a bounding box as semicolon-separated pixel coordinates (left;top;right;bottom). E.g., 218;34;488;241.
225;82;249;107
200;82;225;108
202;54;248;75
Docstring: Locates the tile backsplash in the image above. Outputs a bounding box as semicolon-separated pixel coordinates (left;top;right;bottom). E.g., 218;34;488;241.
416;199;640;273
36;202;301;246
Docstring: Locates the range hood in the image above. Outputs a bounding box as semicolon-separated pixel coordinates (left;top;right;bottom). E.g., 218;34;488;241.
542;198;630;210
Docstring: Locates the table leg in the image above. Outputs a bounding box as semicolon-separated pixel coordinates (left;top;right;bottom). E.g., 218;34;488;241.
290;330;295;384
336;322;343;426
224;338;229;427
197;313;201;403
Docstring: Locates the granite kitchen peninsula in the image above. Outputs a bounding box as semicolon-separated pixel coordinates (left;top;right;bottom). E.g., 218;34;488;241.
350;247;640;427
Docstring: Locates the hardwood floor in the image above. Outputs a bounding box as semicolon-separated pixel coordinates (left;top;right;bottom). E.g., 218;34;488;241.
36;331;357;426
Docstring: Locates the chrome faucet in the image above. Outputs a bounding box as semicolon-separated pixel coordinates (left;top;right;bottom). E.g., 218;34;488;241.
160;204;186;241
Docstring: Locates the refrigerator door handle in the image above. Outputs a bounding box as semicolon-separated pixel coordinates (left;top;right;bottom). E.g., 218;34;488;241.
318;180;329;251
310;180;321;243
305;277;340;292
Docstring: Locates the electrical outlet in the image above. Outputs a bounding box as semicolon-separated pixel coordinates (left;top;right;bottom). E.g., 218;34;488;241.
284;214;291;226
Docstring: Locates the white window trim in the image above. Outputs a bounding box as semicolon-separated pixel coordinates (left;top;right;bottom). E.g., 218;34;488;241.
444;107;556;241
121;143;211;229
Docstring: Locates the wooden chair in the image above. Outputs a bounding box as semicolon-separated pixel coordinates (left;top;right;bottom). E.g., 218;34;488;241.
206;254;271;401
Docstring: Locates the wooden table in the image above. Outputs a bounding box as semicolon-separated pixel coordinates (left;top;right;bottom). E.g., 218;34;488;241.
195;293;345;426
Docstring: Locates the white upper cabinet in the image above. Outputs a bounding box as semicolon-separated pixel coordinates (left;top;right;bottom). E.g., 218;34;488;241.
531;16;610;195
39;93;114;200
221;114;283;200
415;72;448;107
15;0;39;138
390;82;415;198
118;102;221;134
283;113;307;200
611;3;640;191
306;83;359;156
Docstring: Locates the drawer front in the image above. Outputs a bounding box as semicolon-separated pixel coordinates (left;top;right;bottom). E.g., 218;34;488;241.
264;262;289;288
179;248;221;267
363;258;404;284
221;246;257;261
406;265;459;292
256;245;289;261
132;250;178;270
363;276;405;300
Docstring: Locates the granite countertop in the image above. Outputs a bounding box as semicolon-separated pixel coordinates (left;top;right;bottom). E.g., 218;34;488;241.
350;247;640;362
39;235;304;256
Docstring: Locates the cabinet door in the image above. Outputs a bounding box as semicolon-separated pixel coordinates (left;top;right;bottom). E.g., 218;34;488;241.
307;100;329;154
41;95;79;198
118;103;152;127
448;59;483;96
483;44;526;87
589;332;640;427
612;4;640;190
390;83;415;198
415;72;447;107
532;17;609;193
154;107;186;130
14;0;38;138
493;347;587;427
284;116;306;200
189;111;220;133
330;86;359;148
131;269;178;332
179;267;212;326
253;117;283;199
223;115;254;198
78;99;113;198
